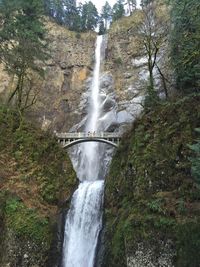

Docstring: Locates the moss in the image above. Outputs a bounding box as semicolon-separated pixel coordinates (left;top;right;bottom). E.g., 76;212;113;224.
0;107;77;266
3;195;51;244
176;221;200;267
113;57;123;65
103;95;200;266
0;106;76;205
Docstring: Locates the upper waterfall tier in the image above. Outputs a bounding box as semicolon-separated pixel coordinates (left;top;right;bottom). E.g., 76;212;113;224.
86;35;103;133
74;35;105;182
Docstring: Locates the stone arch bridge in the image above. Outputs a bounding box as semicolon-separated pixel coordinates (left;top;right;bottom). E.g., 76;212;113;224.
55;132;121;148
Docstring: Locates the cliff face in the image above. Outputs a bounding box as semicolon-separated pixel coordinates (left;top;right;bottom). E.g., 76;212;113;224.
0;2;171;135
0;5;170;134
31;22;96;132
102;95;200;267
0;20;97;132
102;3;171;129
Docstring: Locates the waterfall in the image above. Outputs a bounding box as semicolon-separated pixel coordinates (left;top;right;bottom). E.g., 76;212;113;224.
62;35;106;267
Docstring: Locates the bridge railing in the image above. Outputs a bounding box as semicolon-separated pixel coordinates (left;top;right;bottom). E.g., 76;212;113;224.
55;132;121;139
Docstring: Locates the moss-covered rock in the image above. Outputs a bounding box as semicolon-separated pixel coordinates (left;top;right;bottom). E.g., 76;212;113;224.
103;94;200;267
0;107;77;267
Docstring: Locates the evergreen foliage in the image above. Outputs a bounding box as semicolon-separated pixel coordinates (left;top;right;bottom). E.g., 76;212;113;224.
0;0;48;113
81;1;99;31
141;0;153;7
63;0;80;30
101;1;112;30
170;0;200;93
112;0;125;22
44;0;75;26
125;0;136;14
44;0;99;32
99;19;106;35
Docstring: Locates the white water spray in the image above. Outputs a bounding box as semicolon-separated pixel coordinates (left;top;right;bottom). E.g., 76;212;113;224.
62;36;105;267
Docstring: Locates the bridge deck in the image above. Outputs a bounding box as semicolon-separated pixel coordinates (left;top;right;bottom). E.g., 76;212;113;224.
55;132;122;148
55;132;121;139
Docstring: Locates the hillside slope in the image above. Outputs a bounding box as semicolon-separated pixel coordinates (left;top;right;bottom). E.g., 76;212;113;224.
0;107;76;267
103;94;200;267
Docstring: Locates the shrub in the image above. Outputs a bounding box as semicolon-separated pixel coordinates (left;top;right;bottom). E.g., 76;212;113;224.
188;128;200;184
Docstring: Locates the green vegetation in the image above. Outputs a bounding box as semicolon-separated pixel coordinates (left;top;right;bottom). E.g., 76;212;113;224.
138;1;169;102
0;106;76;204
0;107;76;266
100;1;112;30
102;1;200;263
189;128;200;184
176;222;200;266
44;0;99;32
2;196;50;244
114;57;123;65
103;95;200;267
43;0;134;32
0;0;48;113
112;0;125;22
126;0;136;14
0;0;199;266
170;0;200;93
81;1;99;31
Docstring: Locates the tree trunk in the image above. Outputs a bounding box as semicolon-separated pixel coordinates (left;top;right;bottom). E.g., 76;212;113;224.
148;56;154;97
156;63;168;99
17;73;23;110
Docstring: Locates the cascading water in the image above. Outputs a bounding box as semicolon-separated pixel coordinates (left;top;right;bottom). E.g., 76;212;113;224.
62;35;106;267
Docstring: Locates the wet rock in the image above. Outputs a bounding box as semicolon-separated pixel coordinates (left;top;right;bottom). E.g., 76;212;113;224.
117;110;133;124
100;73;114;94
102;97;116;112
124;72;132;79
127;240;175;267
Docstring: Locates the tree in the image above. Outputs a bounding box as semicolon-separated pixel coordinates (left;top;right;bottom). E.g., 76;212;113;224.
81;1;99;31
112;0;125;22
70;3;83;32
43;0;100;33
63;0;80;30
125;0;136;14
141;0;153;7
170;0;200;93
101;1;112;29
55;0;65;24
99;19;106;35
137;1;169;102
44;0;82;31
44;0;56;17
0;0;49;114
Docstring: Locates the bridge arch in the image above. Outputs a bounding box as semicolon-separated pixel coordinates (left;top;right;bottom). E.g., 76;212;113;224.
62;138;118;149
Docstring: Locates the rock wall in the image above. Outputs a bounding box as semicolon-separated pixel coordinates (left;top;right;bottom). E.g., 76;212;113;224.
102;3;171;129
104;12;147;128
0;20;97;132
32;22;96;132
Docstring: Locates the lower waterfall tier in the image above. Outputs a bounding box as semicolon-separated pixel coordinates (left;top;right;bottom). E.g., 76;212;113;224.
62;181;104;267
